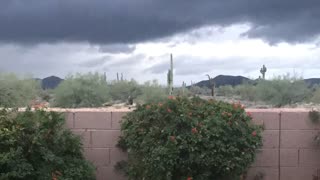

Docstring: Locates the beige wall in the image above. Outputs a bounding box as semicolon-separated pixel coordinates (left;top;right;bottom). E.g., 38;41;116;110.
65;109;320;180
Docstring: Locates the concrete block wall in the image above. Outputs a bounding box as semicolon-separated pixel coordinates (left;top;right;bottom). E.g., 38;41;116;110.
65;110;320;180
65;111;127;180
247;110;320;180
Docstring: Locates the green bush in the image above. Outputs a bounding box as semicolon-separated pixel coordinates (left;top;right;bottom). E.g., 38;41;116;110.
311;86;320;103
234;83;257;101
0;73;40;107
217;85;235;97
189;86;211;96
255;77;311;107
136;80;167;103
109;79;142;102
53;72;110;108
117;97;262;180
0;109;95;180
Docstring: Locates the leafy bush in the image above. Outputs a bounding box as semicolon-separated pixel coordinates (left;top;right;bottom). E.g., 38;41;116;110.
109;79;142;102
189;86;211;96
173;87;192;97
311;86;320;103
0;73;40;107
117;97;262;180
0;109;95;180
234;83;257;101
136;80;167;104
53;72;110;108
217;85;235;97
255;77;311;107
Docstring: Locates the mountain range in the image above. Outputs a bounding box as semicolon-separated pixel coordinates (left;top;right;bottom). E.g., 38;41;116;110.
37;76;64;89
193;75;320;88
37;75;320;90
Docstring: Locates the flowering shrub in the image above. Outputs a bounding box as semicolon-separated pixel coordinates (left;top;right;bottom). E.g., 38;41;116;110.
117;96;262;180
0;109;95;180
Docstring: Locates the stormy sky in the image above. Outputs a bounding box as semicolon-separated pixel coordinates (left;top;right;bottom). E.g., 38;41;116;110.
0;0;320;84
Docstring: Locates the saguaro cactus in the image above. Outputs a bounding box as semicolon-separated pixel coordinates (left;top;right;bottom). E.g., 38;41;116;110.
206;74;215;97
260;65;267;79
103;72;107;82
167;54;174;95
182;81;186;96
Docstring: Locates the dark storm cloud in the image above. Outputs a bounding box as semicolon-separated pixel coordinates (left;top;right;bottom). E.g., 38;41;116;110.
0;0;320;44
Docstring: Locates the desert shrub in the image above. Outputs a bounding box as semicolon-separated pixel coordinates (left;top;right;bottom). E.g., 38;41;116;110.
234;83;257;101
0;73;40;107
0;109;95;180
117;97;263;180
53;72;110;108
311;87;320;103
109;79;142;102
136;80;167;103
255;76;311;107
217;85;235;97
189;86;211;96
173;87;192;97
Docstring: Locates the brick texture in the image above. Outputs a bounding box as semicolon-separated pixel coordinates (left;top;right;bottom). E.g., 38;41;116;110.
74;112;112;129
64;110;320;180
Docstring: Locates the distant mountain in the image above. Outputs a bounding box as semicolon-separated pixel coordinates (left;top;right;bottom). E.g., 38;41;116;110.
41;76;63;89
194;75;252;88
304;78;320;87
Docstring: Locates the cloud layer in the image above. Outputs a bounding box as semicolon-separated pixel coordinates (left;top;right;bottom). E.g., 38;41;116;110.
1;0;320;44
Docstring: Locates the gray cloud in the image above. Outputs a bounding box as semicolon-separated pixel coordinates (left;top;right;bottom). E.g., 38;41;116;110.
0;0;319;44
145;55;320;78
98;44;136;54
78;56;110;68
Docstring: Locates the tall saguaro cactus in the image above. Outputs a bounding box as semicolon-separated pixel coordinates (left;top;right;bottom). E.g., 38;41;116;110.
117;72;119;82
260;65;267;79
182;81;186;96
206;74;215;97
167;54;174;95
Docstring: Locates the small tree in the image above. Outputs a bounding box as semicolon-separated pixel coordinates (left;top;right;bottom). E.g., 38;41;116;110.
109;79;142;102
137;80;167;103
0;73;40;107
53;72;110;108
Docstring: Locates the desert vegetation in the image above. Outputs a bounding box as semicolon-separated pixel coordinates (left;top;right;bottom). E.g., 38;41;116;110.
1;72;320;108
0;73;40;107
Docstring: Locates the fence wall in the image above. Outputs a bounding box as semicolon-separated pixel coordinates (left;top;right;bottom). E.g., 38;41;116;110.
64;109;320;180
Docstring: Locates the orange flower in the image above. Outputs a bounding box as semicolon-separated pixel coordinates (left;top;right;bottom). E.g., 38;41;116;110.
168;96;176;100
167;108;172;113
187;177;193;180
170;136;176;142
252;131;257;137
191;127;198;134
